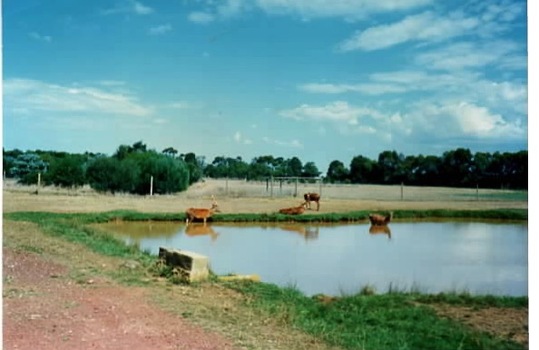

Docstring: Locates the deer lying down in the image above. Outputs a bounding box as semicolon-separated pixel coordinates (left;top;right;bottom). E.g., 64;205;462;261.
278;202;307;215
368;212;393;226
185;197;221;225
303;192;321;211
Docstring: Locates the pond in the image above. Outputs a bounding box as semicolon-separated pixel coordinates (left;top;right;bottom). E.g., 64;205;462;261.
97;220;528;297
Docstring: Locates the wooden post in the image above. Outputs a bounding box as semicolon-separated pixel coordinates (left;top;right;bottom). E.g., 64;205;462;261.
37;172;41;195
225;177;229;195
270;176;274;198
476;184;479;201
294;177;298;197
150;176;154;196
319;178;322;196
400;182;404;200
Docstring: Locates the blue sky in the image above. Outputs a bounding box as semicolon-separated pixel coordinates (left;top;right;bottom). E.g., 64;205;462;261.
2;0;530;171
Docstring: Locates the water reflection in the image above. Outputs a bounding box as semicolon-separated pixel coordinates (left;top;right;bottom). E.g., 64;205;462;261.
184;223;220;241
98;220;527;297
275;224;320;241
368;225;391;239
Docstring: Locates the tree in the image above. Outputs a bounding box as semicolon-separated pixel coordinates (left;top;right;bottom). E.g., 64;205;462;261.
441;148;473;187
326;160;349;183
302;161;320;178
288;157;303;177
377;150;405;184
87;156;139;193
45;154;86;187
162;147;178;157
182;152;203;184
349;155;376;184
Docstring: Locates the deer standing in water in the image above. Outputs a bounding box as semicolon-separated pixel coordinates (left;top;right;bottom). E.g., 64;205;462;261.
303;192;321;211
368;212;393;226
185;196;221;225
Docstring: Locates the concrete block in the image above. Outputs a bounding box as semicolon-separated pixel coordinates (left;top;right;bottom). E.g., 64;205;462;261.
159;247;209;282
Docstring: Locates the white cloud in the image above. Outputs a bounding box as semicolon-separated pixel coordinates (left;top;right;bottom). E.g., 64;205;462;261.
102;1;153;16
188;11;215;24
299;83;407;95
133;1;153;14
167;101;201;110
188;0;431;23
415;40;523;71
149;24;172;35
256;0;431;20
29;32;52;43
338;11;479;51
233;131;253;144
3;78;153;117
280;101;385;127
407;101;525;139
262;137;303;148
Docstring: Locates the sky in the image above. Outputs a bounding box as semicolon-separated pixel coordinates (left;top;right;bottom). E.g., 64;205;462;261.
1;0;531;172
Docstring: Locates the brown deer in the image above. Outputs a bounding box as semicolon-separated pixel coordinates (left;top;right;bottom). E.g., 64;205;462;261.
368;212;393;226
303;192;321;211
278;202;307;215
185;196;221;225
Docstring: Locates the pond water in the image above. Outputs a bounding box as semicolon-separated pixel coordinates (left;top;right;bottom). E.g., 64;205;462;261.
97;221;528;297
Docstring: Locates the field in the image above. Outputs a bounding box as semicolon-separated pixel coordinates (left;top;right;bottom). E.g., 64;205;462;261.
2;178;528;214
2;179;529;349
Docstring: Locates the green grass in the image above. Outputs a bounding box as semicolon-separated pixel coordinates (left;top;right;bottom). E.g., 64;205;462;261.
212;208;527;223
225;281;526;350
6;208;526;227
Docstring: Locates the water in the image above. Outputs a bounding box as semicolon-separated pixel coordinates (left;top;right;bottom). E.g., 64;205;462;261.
97;221;528;297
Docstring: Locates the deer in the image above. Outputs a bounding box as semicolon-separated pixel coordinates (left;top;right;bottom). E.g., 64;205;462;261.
185;196;221;225
278;201;307;215
303;192;321;211
368;212;393;226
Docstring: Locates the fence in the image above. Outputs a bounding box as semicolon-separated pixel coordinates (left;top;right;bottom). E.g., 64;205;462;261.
183;178;513;202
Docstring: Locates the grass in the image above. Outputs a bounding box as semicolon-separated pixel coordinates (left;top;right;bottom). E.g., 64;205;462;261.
206;208;527;223
224;281;526;350
4;210;528;350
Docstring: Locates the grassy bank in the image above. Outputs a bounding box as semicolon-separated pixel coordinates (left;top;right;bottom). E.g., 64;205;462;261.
6;207;527;225
4;210;528;349
224;281;526;350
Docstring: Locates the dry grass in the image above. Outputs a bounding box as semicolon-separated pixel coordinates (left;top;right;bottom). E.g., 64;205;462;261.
3;178;527;214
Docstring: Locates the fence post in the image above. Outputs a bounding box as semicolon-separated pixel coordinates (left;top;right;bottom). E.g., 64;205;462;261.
37;172;41;195
294;177;298;197
270;176;274;198
150;176;154;196
476;184;479;201
400;182;404;200
319;178;322;196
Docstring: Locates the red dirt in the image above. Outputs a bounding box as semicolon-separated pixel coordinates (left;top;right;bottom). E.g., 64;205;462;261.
3;249;239;350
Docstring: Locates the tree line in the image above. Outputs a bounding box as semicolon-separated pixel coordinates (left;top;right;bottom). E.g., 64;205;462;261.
3;141;527;194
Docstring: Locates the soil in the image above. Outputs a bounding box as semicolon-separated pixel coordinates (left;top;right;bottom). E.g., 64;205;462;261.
2;180;529;349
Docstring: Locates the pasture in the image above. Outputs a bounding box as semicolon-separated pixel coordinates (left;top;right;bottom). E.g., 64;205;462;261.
2;178;527;214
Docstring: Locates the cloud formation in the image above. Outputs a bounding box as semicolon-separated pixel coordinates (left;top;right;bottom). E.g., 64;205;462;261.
338;11;478;51
149;24;172;35
4;78;153;117
188;0;431;23
102;0;153;16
